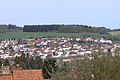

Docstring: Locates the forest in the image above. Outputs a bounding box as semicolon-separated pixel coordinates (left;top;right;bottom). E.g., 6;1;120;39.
23;24;111;34
0;24;22;33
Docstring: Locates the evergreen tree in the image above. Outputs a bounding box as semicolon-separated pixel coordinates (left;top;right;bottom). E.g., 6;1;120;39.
43;58;58;79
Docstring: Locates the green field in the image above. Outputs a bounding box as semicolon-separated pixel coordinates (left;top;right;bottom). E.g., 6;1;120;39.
0;32;119;39
109;31;120;36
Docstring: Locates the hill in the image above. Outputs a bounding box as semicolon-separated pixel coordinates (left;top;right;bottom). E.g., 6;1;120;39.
23;25;111;34
112;29;120;31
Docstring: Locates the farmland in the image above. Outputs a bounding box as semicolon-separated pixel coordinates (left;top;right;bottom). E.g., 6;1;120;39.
0;32;119;40
109;31;120;36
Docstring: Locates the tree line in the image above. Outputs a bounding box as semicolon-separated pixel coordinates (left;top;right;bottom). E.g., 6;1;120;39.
0;24;22;33
23;24;111;34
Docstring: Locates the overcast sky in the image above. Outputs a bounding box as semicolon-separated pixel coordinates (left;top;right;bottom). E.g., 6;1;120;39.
0;0;120;29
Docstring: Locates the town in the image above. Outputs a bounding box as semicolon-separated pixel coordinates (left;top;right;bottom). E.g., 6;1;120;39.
0;36;119;61
0;0;120;79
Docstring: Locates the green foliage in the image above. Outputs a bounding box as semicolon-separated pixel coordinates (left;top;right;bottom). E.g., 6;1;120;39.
52;52;120;80
0;58;3;67
14;54;27;69
29;57;43;69
23;25;111;34
3;59;10;66
43;58;58;79
14;53;57;79
0;24;22;33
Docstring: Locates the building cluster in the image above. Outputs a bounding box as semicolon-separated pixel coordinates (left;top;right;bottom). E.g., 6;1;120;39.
0;36;119;61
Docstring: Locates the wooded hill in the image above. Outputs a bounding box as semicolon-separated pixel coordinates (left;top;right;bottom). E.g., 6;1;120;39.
23;25;111;34
112;29;120;31
0;24;22;33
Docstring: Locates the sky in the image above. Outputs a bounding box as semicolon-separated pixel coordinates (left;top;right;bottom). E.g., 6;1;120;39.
0;0;120;29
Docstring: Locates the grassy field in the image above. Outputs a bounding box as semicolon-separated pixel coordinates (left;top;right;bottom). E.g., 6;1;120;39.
109;31;120;36
0;32;119;39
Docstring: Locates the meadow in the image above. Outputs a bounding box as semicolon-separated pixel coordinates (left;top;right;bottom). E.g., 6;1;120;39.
109;31;120;36
0;32;119;39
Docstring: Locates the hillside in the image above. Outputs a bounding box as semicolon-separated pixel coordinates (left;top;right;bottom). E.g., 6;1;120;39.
112;29;120;31
0;32;119;40
0;24;120;40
